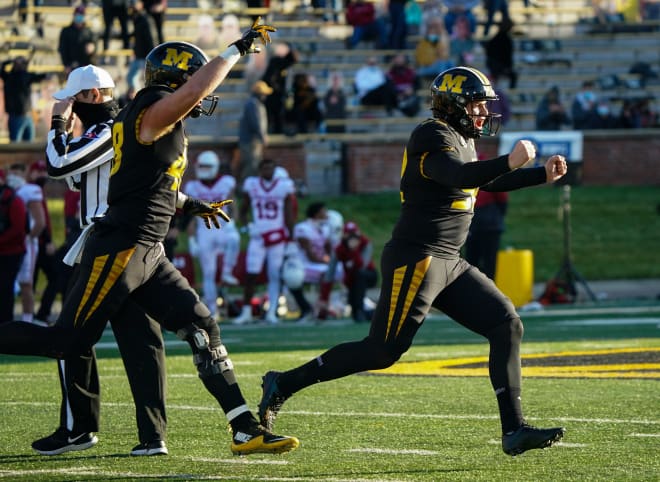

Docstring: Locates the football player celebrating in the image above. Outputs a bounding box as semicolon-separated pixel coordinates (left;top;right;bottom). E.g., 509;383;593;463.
184;150;241;320
0;19;300;456
258;66;567;456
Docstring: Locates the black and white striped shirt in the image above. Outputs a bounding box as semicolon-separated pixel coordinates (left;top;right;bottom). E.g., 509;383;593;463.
46;120;113;227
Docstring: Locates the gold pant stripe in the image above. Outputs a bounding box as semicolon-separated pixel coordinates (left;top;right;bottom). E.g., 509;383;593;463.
385;266;407;340
85;247;136;323
394;256;431;338
75;254;109;326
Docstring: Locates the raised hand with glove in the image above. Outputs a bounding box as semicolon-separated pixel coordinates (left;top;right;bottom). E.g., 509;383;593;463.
229;16;276;56
182;197;233;230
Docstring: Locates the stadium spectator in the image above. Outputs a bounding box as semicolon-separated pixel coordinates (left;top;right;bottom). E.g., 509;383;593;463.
571;80;599;129
17;0;44;37
257;66;567;458
6;163;46;323
195;14;221;51
239;80;272;183
101;0;131;53
143;0;167;43
126;0;159;91
323;72;348;133
442;0;479;35
233;159;297;325
285;73;323;134
324;221;377;322
414;16;454;82
449;14;477;66
482;0;511;37
218;14;242;51
387;54;421;117
483;18;518;89
261;43;299;134
388;0;408;49
0;54;48;143
535;86;571;130
465;190;509;280
354;56;399;114
345;0;387;49
184;151;241;320
0;169;27;324
58;5;98;74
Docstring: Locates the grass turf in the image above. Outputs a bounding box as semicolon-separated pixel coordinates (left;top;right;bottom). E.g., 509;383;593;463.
1;303;658;481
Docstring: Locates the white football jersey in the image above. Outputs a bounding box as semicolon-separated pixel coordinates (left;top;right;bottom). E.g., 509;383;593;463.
16;183;44;230
242;176;295;234
294;219;329;263
184;175;236;232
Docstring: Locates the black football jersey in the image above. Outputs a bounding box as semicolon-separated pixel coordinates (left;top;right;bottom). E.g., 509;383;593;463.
391;118;545;258
104;86;187;242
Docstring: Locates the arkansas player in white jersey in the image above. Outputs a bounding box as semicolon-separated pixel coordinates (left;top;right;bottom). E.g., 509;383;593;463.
183;151;240;319
6;163;46;323
233;159;296;324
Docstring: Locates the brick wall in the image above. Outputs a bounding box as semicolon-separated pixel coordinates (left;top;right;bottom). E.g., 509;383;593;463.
1;130;658;198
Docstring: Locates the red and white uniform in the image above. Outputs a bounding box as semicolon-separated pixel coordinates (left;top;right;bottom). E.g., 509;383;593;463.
242;175;295;309
15;182;43;284
294;219;343;283
184;175;240;316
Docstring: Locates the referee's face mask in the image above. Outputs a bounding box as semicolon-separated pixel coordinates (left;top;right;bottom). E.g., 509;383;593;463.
73;89;119;128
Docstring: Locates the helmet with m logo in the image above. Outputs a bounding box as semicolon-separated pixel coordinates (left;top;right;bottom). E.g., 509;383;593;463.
145;41;218;117
430;66;501;138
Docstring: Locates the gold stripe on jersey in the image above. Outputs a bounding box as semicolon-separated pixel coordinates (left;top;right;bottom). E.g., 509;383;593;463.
399;149;408;204
135;108;151;145
419;152;431;179
75;248;136;326
385;256;432;340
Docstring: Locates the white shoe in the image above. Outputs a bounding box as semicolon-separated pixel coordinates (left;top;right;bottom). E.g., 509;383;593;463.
222;273;240;286
232;306;253;325
264;311;279;324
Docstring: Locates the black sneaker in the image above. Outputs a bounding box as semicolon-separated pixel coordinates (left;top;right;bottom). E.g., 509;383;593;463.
502;423;565;456
130;440;168;456
258;371;289;431
31;427;98;456
230;424;299;456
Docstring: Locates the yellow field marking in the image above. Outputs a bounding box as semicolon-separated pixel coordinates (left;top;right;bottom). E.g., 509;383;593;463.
374;348;660;379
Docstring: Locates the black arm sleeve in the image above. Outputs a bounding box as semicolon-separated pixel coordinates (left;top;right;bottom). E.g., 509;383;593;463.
481;166;547;192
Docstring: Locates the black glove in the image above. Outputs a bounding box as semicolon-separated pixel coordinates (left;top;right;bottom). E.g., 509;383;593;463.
182;198;233;229
230;16;276;56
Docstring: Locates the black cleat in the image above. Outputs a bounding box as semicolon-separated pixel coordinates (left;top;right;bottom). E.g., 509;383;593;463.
258;371;289;431
130;440;168;456
31;427;98;456
230;424;299;456
502;423;565;456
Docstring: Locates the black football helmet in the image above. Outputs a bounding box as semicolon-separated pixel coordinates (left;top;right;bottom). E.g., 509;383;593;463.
430;66;501;138
145;41;218;117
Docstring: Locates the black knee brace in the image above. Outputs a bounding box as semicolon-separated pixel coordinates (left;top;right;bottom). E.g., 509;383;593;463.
176;323;237;384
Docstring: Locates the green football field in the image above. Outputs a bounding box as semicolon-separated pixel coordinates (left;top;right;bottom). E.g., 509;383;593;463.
0;302;658;481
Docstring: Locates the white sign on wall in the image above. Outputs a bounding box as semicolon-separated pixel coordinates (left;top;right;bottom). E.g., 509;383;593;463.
498;131;584;164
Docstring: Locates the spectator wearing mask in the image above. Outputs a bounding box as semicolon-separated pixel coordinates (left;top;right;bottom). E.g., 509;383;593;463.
324;221;377;322
415;16;454;81
1;54;48;143
571;80;598;129
0;169;27;323
535;86;571;130
58;5;98;74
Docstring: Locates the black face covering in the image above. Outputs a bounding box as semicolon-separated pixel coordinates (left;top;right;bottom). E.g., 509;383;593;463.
72;100;120;129
34;176;48;187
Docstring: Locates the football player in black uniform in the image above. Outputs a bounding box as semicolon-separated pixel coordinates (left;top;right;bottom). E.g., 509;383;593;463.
258;66;567;456
0;20;300;456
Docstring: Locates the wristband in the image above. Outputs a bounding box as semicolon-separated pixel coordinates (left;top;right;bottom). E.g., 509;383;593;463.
176;192;188;209
219;45;241;65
